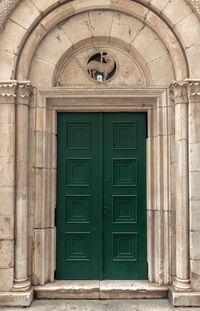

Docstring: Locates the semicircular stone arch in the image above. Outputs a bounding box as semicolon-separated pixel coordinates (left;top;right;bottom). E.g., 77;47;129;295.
29;10;175;87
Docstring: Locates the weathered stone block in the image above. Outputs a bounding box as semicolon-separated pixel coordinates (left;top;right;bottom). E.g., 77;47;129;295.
0;215;14;239
190;200;200;231
60;12;92;44
190;172;200;200
0;124;14;157
0;268;13;291
0;187;14;216
0;240;13;269
190;231;200;260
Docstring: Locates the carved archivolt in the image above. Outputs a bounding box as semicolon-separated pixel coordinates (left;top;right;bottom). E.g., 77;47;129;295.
0;0;200;32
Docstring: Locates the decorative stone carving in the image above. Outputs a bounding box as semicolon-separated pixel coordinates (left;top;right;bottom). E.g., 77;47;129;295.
189;0;200;13
170;81;188;104
16;82;33;105
87;52;117;82
0;81;17;103
185;80;200;101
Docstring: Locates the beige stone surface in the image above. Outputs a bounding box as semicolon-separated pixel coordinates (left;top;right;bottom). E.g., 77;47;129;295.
99;280;168;299
0;268;13;291
60;12;92;44
30;57;55;87
189;114;200;143
30;0;57;13
0;50;17;80
189;143;200;172
9;0;40;30
163;0;192;25
0;288;33;307
0;157;14;187
0;240;13;268
0;104;15;124
35;280;99;299
89;10;114;37
111;12;143;45
0;187;14;216
190;231;200;260
32;228;55;285
0;19;26;54
191;260;200;289
132;26;168;64
147;54;175;85
186;45;200;77
0;124;14;157
34;280;168;299
175;13;200;48
190;200;200;231
169;286;200;307
35;27;72;66
190;172;200;200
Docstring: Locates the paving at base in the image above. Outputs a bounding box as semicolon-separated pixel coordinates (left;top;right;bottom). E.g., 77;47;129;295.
2;300;200;311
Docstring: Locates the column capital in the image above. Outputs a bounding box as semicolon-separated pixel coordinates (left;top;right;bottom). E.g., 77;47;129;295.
0;80;33;105
185;79;200;102
16;81;33;106
170;81;188;104
0;80;17;104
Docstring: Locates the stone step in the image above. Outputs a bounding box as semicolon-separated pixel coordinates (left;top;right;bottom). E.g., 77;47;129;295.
34;280;168;300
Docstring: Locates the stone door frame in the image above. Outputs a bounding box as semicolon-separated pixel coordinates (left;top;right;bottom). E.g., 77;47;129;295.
30;86;173;286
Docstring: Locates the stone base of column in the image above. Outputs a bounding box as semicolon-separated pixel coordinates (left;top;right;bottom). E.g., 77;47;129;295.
173;277;191;291
13;277;31;291
169;286;200;307
0;288;33;307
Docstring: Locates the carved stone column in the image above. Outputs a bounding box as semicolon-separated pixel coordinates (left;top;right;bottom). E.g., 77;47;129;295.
0;81;17;291
13;82;33;291
170;82;191;290
186;80;200;290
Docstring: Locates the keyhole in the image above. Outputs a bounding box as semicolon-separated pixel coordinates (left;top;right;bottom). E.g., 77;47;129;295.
106;176;110;182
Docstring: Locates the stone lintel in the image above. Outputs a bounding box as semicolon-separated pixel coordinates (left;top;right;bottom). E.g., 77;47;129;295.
169;286;200;307
0;288;33;307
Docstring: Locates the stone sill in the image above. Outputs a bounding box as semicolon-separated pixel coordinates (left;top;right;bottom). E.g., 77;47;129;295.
34;280;168;299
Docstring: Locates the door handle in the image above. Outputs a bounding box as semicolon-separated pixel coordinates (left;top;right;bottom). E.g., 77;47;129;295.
104;206;112;210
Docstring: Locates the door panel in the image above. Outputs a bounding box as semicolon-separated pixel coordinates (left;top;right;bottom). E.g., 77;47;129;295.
56;113;103;279
103;113;147;279
56;112;147;280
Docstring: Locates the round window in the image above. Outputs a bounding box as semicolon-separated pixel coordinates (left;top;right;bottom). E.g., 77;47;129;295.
87;52;117;82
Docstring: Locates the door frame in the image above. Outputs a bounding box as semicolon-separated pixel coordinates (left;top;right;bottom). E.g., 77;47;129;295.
31;87;172;285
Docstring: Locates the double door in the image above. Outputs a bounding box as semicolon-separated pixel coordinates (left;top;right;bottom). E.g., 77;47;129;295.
56;112;147;279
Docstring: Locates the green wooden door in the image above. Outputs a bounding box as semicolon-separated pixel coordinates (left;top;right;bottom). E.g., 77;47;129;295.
56;112;147;280
103;113;147;279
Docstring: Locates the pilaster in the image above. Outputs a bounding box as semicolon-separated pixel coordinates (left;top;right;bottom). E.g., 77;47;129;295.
170;81;191;291
0;81;17;292
13;82;33;292
186;80;200;291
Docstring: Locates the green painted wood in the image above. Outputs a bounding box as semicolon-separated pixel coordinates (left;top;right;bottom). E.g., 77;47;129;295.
56;113;103;279
103;112;147;279
56;112;147;280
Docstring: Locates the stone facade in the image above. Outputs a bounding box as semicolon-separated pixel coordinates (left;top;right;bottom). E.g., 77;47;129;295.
0;0;200;307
